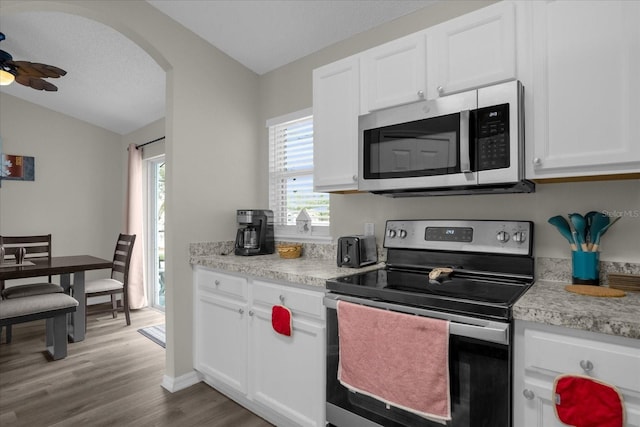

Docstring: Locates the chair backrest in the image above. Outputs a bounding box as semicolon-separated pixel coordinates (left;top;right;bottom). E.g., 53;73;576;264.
1;235;53;288
111;234;136;289
0;234;52;263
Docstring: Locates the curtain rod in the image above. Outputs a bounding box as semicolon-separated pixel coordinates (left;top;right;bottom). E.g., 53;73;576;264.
136;136;165;149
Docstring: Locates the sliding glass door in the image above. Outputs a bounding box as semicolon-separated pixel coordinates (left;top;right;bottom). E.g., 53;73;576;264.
147;156;165;310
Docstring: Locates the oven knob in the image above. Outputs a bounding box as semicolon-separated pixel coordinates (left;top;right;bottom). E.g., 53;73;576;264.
496;231;510;243
513;231;527;243
398;229;407;239
387;229;397;238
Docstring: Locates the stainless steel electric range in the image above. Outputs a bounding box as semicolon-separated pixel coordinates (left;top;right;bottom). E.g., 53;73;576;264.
324;219;535;427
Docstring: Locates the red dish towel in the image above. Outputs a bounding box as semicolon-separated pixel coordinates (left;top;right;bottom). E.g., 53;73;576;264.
272;305;292;336
337;300;451;423
553;374;625;427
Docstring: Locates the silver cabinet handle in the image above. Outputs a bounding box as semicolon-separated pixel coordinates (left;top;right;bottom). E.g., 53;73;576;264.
533;158;542;166
352;174;358;182
279;295;285;304
238;308;244;315
437;86;444;95
417;90;424;99
249;310;254;317
214;280;220;286
523;389;535;400
580;360;594;372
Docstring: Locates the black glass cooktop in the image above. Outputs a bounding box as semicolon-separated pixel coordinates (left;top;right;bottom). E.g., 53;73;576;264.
326;268;532;321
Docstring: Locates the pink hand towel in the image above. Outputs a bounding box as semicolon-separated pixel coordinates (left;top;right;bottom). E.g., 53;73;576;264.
337;300;451;423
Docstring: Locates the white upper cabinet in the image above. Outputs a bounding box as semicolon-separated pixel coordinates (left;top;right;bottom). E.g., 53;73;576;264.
360;32;427;113
312;56;360;192
427;1;516;98
526;0;640;179
359;1;516;112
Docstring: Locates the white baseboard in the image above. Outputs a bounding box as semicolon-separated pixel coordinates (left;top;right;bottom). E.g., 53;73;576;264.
161;370;202;393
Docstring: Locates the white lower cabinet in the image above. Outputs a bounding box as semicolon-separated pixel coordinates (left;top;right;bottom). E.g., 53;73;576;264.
194;267;326;427
194;267;249;394
249;280;325;427
514;321;640;427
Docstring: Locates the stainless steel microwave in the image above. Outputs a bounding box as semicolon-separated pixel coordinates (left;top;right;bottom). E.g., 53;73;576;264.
358;80;534;196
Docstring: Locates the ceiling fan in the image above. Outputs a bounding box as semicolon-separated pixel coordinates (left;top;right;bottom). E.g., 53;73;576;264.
0;32;67;91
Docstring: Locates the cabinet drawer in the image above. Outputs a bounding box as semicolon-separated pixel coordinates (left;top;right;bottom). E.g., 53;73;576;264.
524;329;640;393
251;280;325;319
197;268;248;300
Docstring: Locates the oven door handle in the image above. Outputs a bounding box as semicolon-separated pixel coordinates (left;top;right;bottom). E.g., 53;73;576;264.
324;294;509;345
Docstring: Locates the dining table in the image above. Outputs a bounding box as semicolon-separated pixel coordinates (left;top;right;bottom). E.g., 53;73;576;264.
0;255;113;342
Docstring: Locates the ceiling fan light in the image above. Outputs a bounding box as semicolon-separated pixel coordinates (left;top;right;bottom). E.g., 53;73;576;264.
0;69;15;85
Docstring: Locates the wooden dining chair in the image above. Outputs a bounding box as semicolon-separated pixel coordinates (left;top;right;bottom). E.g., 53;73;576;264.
0;234;64;343
83;234;136;326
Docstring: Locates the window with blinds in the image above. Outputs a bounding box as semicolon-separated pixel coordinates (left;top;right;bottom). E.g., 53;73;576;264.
268;109;330;237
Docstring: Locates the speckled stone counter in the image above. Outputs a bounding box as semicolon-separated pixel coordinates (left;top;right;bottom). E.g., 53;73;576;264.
189;241;383;288
514;280;640;339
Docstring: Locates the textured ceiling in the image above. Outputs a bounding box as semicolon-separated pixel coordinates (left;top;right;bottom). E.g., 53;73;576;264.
0;1;437;135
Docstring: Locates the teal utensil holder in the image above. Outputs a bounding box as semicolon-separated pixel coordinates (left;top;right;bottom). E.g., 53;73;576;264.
572;251;600;285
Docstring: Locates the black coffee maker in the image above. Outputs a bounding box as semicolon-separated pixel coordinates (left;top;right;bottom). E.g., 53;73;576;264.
234;209;275;256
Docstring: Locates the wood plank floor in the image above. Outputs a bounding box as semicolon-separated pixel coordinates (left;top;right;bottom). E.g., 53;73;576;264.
0;307;273;427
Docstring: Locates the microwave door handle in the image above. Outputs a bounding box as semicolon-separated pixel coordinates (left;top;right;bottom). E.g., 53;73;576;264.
459;110;471;173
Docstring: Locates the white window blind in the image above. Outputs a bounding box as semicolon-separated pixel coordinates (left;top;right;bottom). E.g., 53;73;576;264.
268;110;330;237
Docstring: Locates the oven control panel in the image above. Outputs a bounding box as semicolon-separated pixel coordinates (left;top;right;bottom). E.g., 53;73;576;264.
384;219;533;255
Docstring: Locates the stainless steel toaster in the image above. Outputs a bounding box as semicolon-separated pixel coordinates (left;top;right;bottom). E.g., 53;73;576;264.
337;235;377;268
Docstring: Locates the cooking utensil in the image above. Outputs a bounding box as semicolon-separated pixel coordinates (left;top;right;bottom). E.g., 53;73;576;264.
548;215;577;251
584;211;599;243
591;216;620;252
569;213;588;251
588;212;609;251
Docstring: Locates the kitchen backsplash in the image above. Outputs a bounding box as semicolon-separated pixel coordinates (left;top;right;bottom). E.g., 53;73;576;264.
536;257;640;286
189;241;638;286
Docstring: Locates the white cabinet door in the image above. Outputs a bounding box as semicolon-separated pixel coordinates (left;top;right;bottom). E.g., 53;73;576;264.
427;1;516;98
514;321;640;427
360;32;427;113
194;291;248;394
312;56;360;192
249;304;325;427
527;0;640;179
521;379;566;427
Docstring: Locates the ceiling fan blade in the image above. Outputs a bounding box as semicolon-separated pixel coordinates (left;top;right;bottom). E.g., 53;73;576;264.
41;80;58;91
29;62;66;78
9;61;66;78
14;74;58;91
9;61;47;78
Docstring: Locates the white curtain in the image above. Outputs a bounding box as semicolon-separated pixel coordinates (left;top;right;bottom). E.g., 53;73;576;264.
126;143;147;309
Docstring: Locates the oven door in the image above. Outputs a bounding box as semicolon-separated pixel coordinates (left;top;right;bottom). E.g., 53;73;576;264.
324;294;512;427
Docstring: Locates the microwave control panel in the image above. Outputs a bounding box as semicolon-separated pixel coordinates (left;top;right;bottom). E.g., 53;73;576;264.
475;104;509;171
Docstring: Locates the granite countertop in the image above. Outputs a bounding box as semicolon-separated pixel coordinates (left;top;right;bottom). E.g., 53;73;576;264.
190;243;640;340
190;253;383;288
513;280;640;339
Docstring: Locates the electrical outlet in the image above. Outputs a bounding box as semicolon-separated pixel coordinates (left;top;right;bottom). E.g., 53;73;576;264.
364;223;374;236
